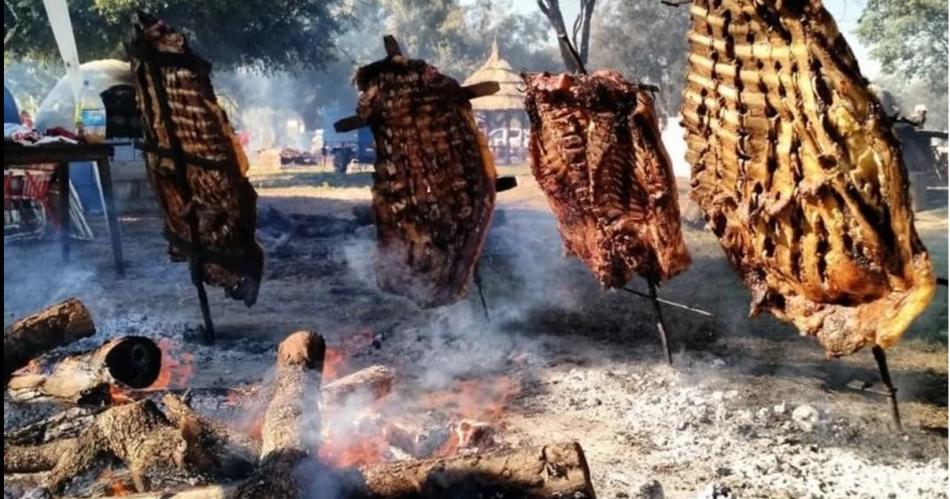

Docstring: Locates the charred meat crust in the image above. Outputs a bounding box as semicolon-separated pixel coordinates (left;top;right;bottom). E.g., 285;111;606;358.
355;52;497;308
130;14;264;306
523;70;691;288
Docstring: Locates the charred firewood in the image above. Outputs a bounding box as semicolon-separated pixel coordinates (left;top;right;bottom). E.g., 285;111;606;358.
346;36;497;308
523;71;691;288
321;365;394;406
3;399;220;494
66;442;595;499
4;298;95;384
7;336;162;404
162;394;258;480
129;13;264;313
347;441;596;499
681;0;935;357
4;406;104;447
234;331;325;499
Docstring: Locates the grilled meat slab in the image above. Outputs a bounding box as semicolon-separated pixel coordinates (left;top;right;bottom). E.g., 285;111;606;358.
524;71;691;288
682;0;935;356
130;14;263;305
354;48;496;308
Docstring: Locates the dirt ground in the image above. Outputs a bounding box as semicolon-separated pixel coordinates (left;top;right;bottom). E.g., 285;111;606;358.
4;168;948;499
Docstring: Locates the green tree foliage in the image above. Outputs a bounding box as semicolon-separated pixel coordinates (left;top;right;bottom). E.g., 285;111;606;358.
3;0;352;71
587;0;690;117
857;0;948;93
379;0;558;79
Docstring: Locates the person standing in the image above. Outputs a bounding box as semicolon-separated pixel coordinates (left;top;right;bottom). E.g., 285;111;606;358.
20;110;33;129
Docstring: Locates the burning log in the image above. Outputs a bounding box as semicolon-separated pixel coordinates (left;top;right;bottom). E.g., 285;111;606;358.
234;330;325;499
162;394;259;479
57;442;596;499
3;399;219;494
4;298;96;384
322;365;394;406
7;336;163;404
348;442;596;499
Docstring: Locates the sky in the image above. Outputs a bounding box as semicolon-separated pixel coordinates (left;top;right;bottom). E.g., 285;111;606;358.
500;0;879;77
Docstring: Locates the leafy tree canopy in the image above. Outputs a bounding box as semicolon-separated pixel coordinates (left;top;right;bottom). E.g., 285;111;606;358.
857;0;948;93
588;0;690;116
4;0;353;71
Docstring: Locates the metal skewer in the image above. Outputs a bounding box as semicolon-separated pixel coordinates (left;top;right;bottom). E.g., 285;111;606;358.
620;287;713;318
871;345;903;432
621;283;714;366
473;265;491;322
647;281;673;365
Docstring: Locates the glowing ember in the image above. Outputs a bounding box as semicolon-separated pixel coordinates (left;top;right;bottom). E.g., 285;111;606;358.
323;347;346;382
319;428;391;467
97;468;131;496
421;376;521;420
147;338;195;390
108;384;134;405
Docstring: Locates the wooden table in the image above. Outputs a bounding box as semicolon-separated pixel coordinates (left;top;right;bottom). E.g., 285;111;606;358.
4;142;125;274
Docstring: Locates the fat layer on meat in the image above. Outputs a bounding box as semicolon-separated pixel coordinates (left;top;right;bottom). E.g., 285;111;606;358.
524;70;691;288
681;0;935;356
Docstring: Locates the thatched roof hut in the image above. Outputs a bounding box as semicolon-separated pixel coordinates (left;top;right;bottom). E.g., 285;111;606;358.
463;39;524;113
463;40;528;164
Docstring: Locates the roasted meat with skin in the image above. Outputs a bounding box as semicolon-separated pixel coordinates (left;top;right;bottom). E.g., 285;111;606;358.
130;14;263;306
354;42;496;308
682;0;935;356
523;71;691;288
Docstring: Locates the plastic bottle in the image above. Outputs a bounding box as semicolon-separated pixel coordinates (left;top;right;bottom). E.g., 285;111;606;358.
76;80;106;143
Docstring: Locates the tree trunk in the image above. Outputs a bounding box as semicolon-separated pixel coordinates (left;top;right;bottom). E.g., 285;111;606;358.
537;0;583;73
577;0;596;64
4;298;96;384
7;336;162;404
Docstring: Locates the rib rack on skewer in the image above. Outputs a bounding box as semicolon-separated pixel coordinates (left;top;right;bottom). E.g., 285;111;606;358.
344;36;497;308
523;70;691;289
681;0;935;357
130;13;264;310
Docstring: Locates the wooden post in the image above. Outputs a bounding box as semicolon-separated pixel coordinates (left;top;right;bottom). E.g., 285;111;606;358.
93;154;125;274
57;162;71;261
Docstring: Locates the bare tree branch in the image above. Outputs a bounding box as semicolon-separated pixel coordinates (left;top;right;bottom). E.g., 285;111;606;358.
577;0;597;64
536;0;583;73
